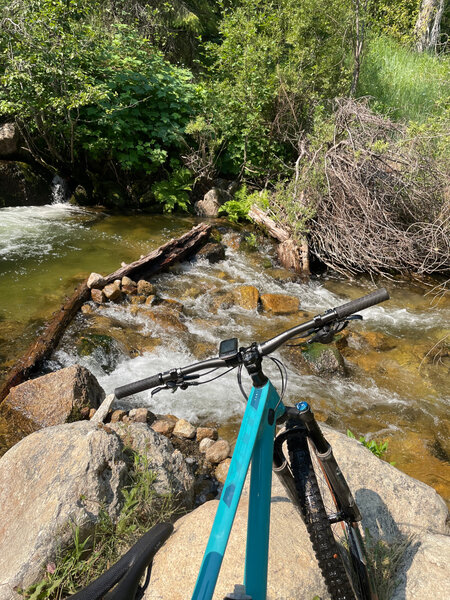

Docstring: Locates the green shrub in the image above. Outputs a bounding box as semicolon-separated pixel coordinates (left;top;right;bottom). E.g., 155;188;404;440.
151;167;193;212
0;1;201;189
219;185;269;223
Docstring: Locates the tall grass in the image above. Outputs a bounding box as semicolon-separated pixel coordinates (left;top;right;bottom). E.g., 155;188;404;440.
357;35;450;122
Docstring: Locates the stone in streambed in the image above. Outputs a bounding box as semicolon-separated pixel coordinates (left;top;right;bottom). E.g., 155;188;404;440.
260;293;299;314
232;285;260;310
205;439;230;464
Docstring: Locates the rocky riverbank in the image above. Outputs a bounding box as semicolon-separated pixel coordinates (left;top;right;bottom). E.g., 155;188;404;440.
0;362;448;599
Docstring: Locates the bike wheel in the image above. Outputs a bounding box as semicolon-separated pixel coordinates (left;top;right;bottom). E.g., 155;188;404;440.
287;432;376;600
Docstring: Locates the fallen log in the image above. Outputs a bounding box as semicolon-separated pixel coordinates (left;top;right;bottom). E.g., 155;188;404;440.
248;205;310;275
0;222;211;403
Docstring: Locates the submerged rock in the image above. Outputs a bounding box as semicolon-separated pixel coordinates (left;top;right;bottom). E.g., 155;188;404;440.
260;292;299;314
232;285;260;310
196;242;226;264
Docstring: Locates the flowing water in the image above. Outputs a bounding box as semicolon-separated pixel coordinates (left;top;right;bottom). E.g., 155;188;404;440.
0;203;449;503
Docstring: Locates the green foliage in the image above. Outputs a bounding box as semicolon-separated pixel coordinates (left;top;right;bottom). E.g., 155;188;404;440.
218;185;269;223
357;35;450;122
347;430;389;459
18;450;177;600
366;0;419;45
0;0;201;193
201;0;354;178
151;167;193;212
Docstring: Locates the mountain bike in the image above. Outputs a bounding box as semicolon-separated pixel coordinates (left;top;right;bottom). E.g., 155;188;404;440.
69;287;389;600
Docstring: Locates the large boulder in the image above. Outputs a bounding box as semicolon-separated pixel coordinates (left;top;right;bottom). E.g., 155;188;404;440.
284;342;347;377
0;421;127;600
0;365;104;444
144;426;449;600
108;422;195;509
0;161;50;207
0;123;20;157
194;188;230;217
144;475;329;600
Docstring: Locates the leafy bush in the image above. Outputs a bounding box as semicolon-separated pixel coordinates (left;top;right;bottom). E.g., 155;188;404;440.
198;0;354;179
218;185;269;223
0;1;201;195
151;167;193;212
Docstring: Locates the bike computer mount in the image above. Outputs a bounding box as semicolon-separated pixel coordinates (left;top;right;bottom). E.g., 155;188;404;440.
219;338;239;361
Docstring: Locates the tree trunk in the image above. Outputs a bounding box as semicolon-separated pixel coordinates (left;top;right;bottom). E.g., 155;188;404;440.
0;222;211;403
414;0;446;52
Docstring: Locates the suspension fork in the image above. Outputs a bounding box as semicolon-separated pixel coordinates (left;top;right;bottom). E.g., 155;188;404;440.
273;403;361;522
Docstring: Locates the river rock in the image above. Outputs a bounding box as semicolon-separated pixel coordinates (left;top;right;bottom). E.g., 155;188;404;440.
199;438;215;453
0;421;127;600
87;272;106;289
215;458;231;484
391;531;450;600
144;426;449;600
110;409;127;422
197;427;218;442
103;280;122;301
232;285;260;310
173;419;196;439
137;279;155;296
90;288;106;303
144;308;188;332
205;439;230;464
129;407;154;424
144;475;329;600
298;342;347;377
196;242;226;264
121;275;136;287
0;365;104;440
151;418;176;436
0;161;50;207
0;123;20;156
260;293;299;314
107;422;194;508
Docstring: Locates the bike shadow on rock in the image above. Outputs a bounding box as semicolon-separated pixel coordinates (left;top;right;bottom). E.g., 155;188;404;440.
355;488;421;600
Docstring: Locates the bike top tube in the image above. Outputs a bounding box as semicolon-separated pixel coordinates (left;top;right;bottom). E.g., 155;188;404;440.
114;287;389;399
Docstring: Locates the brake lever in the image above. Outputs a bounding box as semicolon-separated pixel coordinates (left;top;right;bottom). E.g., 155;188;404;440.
308;314;363;344
150;375;200;396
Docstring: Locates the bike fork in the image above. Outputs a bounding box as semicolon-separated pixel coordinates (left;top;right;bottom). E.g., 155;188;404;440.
273;402;361;522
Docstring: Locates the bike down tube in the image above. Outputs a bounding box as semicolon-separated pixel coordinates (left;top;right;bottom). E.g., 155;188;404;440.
244;381;285;600
192;380;285;600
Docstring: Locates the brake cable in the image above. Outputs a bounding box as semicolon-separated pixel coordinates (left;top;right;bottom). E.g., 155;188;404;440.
151;366;238;396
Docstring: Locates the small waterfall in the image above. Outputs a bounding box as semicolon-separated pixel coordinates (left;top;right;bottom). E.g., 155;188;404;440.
51;175;69;204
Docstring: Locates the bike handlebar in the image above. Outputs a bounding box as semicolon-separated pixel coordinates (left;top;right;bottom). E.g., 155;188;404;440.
114;287;389;399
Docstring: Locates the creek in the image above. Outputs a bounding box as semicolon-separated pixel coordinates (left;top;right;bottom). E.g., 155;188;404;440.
0;202;448;503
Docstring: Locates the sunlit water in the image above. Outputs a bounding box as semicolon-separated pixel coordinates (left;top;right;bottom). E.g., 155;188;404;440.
0;203;449;502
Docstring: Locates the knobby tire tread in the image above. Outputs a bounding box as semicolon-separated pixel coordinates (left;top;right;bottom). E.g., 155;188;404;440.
287;433;362;600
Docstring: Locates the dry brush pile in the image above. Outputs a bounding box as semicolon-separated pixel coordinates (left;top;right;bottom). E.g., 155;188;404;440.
278;98;449;277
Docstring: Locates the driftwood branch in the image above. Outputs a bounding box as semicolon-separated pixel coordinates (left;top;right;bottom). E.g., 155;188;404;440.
248;204;309;275
0;222;211;403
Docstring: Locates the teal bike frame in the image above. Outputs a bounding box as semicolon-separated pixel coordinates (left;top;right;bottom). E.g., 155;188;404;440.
192;379;286;600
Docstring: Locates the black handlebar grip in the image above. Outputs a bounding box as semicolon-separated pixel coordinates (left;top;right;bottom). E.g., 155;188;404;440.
334;288;390;320
114;374;162;399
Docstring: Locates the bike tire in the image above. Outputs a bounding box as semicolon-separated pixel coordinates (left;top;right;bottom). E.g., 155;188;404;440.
286;432;376;600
